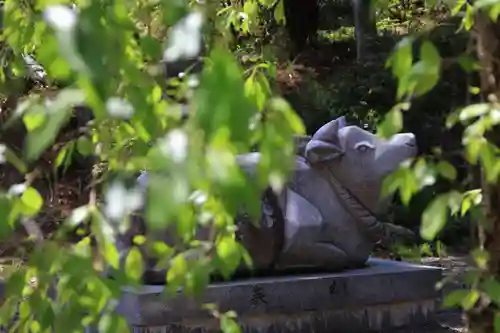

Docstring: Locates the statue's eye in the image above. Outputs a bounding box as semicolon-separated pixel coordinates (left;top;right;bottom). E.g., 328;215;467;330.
358;145;369;152
354;141;375;152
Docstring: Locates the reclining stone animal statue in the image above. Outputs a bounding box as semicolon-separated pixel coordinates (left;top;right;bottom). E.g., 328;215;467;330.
119;116;418;281
235;116;418;271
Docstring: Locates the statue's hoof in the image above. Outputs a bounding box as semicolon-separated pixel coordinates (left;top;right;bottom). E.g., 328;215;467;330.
383;223;417;246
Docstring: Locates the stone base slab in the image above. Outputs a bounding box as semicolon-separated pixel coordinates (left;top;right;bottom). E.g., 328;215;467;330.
117;259;443;333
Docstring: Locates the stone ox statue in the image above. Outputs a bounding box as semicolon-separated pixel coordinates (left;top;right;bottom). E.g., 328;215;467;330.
125;116;418;279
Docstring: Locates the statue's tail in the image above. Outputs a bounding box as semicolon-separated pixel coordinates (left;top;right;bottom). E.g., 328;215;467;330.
235;187;286;271
263;187;286;268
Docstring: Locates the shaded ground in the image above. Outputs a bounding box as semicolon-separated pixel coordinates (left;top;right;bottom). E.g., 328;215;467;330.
0;96;92;257
391;311;465;333
393;255;474;333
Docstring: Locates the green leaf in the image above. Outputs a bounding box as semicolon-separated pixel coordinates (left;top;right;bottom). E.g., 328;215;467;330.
475;0;500;10
436;161;457;180
393;40;442;98
244;73;267;111
67;205;91;227
451;0;467;15
125;247;144;282
464;4;475;30
268;97;305;135
482;278;500;305
445;110;460;129
166;254;188;291
409;41;441;97
459;103;490;122
3;94;43;130
446;191;463;217
442;290;468;308
461;189;482;216
150;241;174;258
479;142;500;183
19;300;30;320
24;89;84;161
243;1;260;28
98;313;130;333
0;195;14;237
20;187;43;217
55;141;75;171
76;136;93;156
185;261;210;296
5;270;26;299
146;175;186;230
464;135;486;164
461;289;480;310
104;241;120;270
472;248;490;270
257;0;276;7
0;145;28;174
0;296;18;328
420;194;449;240
274;0;286;24
29;320;42;333
133;235;146;246
194;47;257;146
220;314;241;333
176;207;196;243
377;107;403;139
412;67;439;97
23;110;46;132
420;243;434;257
458;55;480;72
470;86;481;95
386;37;414;80
490;3;500;21
400;173;420;205
216;236;242;278
420;40;441;68
28;294;54;331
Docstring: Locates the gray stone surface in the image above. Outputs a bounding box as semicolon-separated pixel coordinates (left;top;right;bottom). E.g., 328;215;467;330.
117;258;443;332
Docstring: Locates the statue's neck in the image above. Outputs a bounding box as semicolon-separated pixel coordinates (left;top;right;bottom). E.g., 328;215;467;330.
314;165;385;243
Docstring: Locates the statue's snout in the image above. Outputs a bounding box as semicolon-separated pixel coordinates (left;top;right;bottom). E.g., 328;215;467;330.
393;133;417;150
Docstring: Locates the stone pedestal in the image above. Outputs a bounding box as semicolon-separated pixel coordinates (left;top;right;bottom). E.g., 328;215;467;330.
116;259;443;333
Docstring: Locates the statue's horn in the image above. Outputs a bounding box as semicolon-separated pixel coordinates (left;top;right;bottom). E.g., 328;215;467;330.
337;116;346;128
311;116;346;143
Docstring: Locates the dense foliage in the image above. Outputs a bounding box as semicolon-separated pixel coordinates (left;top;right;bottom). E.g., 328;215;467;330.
1;0;500;332
0;0;307;331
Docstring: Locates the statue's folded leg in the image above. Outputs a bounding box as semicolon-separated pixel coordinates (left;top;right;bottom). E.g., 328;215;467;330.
277;242;350;271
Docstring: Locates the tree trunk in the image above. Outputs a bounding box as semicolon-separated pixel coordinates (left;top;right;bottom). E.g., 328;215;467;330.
352;0;377;62
468;11;500;333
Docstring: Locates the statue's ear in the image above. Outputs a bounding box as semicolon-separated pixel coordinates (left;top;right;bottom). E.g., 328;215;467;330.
305;116;345;163
304;140;343;163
